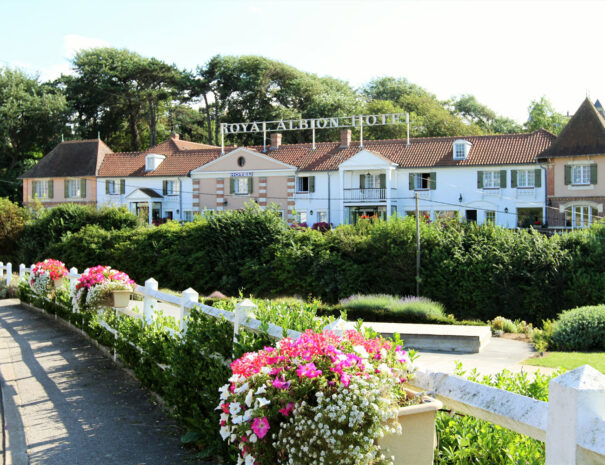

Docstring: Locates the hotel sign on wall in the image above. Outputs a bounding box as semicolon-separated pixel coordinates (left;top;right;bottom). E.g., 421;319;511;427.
219;112;410;153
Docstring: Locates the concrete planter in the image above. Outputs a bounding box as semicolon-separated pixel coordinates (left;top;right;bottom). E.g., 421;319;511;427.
378;392;443;465
104;290;131;308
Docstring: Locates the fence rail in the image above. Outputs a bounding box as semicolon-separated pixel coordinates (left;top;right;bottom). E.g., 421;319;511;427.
1;261;604;465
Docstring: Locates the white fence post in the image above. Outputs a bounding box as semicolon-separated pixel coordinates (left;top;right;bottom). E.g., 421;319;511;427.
0;262;3;281
6;262;12;284
234;299;257;343
19;264;26;281
180;288;199;332
143;278;158;325
545;365;605;465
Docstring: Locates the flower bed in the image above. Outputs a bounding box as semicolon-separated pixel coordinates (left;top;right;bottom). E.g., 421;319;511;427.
30;259;68;296
219;330;416;465
71;265;134;312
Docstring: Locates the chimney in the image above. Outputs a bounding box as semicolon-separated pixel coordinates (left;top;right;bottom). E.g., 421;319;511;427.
170;132;180;140
340;129;351;148
270;133;282;150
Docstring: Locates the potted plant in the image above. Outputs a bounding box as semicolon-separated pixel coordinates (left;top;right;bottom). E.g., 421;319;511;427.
71;265;134;312
29;259;68;296
218;329;441;465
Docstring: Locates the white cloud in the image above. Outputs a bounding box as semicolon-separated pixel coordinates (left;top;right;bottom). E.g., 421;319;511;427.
63;34;110;59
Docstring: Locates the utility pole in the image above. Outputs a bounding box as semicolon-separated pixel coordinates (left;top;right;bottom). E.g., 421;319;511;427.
415;192;421;296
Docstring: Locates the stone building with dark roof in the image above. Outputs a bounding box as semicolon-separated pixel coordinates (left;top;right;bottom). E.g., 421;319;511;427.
538;98;605;228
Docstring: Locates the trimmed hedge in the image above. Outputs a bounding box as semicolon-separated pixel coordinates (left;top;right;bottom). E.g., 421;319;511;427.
551;305;605;351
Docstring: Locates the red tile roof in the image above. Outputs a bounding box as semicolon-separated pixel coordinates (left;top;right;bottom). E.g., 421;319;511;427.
146;136;217;154
98;131;554;177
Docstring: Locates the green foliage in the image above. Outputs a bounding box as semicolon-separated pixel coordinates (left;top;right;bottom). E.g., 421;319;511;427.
490;316;518;334
532;320;555;352
551;305;605;351
0;198;27;263
436;364;559;465
523;351;605;374
337;294;453;324
524;96;569;135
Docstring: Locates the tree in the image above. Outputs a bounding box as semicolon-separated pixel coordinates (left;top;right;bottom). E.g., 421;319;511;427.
525;96;569;134
449;94;522;134
0;67;68;201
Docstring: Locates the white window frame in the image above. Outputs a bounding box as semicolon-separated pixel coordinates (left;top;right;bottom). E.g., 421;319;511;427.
66;179;81;198
572;165;591;185
485;210;496;223
414;173;430;190
454;144;466;160
296;211;307;224
483;171;501;189
107;180;117;195
34;181;49;198
165;180;178;195
183;211;194;222
297;177;309;192
566;205;598;228
517;170;535;188
234;177;249;195
317;211;328;223
365;174;381;189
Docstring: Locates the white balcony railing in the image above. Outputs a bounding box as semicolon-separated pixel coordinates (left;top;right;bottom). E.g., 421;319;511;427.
344;188;386;203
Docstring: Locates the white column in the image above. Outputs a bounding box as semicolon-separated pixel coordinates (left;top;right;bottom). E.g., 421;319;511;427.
19;264;26;281
0;262;3;281
234;299;257;343
545;365;605;464
180;288;199;333
386;167;392;219
143;278;158;325
6;262;12;283
339;169;345;225
148;200;152;224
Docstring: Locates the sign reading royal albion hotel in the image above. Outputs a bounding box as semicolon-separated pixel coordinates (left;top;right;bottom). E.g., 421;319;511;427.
219;112;410;152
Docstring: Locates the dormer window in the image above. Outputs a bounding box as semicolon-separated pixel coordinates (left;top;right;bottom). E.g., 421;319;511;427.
145;153;166;171
453;140;472;160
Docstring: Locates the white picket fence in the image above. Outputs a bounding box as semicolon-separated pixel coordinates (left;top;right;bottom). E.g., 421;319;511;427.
1;261;604;465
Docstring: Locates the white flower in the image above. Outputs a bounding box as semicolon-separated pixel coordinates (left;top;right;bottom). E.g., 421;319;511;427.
380;348;388;359
229;402;241;415
219;384;230;400
353;345;369;359
255;385;267;395
249;433;258;443
229;374;244;383
235;382;249;394
232;414;244;425
377;363;392;375
261;366;272;374
220;425;230;440
220;413;229;422
256;397;271;408
243;409;254;421
245;454;255;465
245;389;254;407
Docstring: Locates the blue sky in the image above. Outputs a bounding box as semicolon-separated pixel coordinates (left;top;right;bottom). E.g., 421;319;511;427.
2;0;604;123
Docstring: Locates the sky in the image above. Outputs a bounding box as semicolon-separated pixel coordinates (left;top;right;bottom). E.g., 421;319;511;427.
1;0;603;123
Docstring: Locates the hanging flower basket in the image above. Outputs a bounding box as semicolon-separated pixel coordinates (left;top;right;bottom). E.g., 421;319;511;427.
29;259;68;297
219;329;425;465
71;265;134;312
377;390;442;465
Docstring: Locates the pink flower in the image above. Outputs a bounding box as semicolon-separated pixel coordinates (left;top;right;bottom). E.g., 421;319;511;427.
251;416;270;439
296;362;322;379
340;373;351;387
279;402;295;417
272;377;290;390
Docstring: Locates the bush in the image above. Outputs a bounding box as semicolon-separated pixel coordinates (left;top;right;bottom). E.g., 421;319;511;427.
338;294;454;324
551;305;605;351
0;198;27;264
490;316;517;334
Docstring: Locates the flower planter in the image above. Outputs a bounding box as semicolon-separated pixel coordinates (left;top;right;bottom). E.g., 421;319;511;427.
103;290;131;308
378;392;443;465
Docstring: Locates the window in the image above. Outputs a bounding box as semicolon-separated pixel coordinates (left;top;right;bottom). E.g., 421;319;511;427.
235;177;249;194
485;210;496;223
65;179;85;198
237;156;246;167
365;174;381;188
436;210;459;220
296;211;307;224
163;180;178;196
565;206;598;228
483;171;501;189
454;144;466;160
107;180;117;195
296;176;315;193
33;180;51;199
516;170;535;188
317;211;328;223
183;211;194;222
414;173;430;190
572;165;591;185
105;179;125;195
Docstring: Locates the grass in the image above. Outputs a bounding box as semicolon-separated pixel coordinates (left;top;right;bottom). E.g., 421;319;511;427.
523;352;605;374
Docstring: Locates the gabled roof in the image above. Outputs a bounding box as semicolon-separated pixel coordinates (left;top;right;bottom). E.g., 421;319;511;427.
125;188;163;199
146;135;217;154
21;139;113;179
538;98;605;159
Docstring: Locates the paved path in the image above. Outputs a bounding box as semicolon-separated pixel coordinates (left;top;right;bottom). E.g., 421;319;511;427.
416;337;558;376
0;299;204;465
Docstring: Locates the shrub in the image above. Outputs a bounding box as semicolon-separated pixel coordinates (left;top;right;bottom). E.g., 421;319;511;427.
490;316;517;334
0;198;27;264
551;305;605;351
532;320;555;352
338;294;454;324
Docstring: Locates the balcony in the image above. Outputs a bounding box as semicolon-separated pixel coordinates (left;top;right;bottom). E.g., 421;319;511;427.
344;188;387;203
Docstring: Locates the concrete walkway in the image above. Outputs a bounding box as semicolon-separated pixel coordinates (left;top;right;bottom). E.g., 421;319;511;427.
416;337;558;376
0;299;204;465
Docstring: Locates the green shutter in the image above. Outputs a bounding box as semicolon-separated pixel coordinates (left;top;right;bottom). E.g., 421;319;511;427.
590;164;598;185
309;176;315;193
409;173;414;190
430;172;437;190
31;181;37;199
162;180;168;195
80;179;86;198
65;180;69;198
500;170;507;188
379;173;386;189
564;165;571;185
48;180;54;199
248;177;253;193
477;171;484;188
360;174;366;189
230;178;235;194
120;179;125;194
534;169;542;188
511;170;517;188
105;180;110;194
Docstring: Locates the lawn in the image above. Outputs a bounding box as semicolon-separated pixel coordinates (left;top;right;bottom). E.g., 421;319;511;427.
523;352;605;374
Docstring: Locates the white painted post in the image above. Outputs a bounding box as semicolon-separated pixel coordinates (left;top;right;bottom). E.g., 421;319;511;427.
234;299;257;343
6;262;12;284
143;278;158;325
69;267;78;312
545;365;605;465
323;317;348;336
19;264;26;281
180;288;199;332
0;262;3;281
